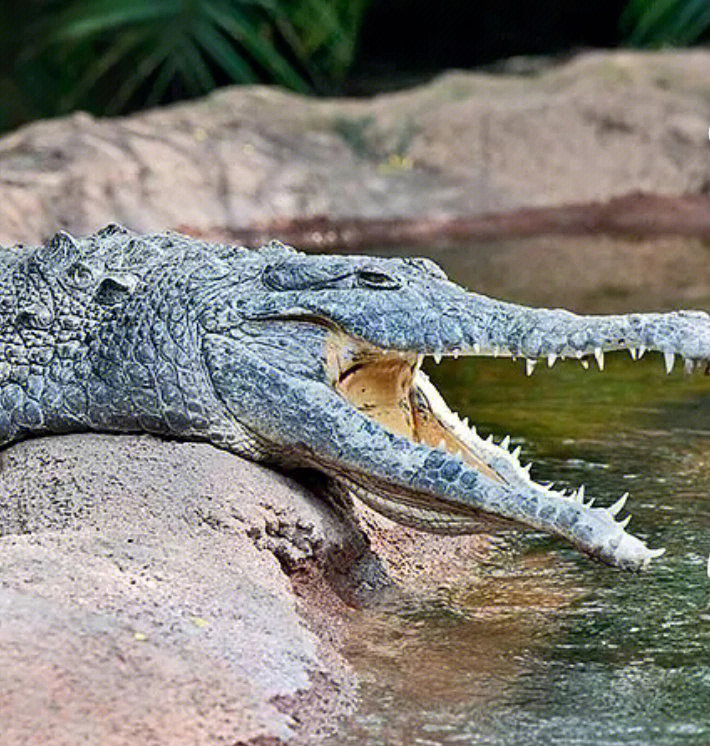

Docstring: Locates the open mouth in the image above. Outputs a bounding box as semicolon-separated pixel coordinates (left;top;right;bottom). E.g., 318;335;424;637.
326;331;529;492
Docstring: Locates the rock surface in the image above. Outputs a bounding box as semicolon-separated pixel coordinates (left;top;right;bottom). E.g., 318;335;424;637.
0;434;362;745
1;50;708;246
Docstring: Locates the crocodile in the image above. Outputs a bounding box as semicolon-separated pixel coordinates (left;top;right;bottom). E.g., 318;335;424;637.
1;224;708;570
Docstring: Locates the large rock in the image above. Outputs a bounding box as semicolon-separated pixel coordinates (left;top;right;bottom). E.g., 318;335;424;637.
0;50;708;246
0;434;363;745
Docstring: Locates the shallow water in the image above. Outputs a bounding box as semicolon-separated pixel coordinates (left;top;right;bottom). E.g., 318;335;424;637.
325;272;710;745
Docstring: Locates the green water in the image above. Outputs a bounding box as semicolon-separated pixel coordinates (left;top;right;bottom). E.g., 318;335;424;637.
328;354;710;745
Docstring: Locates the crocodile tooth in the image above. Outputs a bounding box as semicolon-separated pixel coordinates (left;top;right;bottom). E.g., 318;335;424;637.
580;358;589;370
462;416;469;429
547;353;557;368
638;345;646;359
608;492;628;516
437;438;447;450
433;351;443;364
493;345;500;357
594;347;604;371
512;445;521;460
522;463;532;475
684;358;694;375
486;434;493;444
663;351;674;375
525;358;536;376
501;435;510;450
453;348;460;359
576;485;585;503
473;343;481;354
618;515;631;529
629;347;638;361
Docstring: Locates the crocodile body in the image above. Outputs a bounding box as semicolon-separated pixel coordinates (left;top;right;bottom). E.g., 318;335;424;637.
1;225;708;570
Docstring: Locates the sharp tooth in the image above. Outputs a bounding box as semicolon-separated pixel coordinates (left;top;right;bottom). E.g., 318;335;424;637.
618;515;631;529
577;485;585;503
473;343;481;354
608;492;628;516
580;358;589;370
433;352;443;364
512;445;521;460
493;345;500;357
501;435;510;450
523;463;532;475
629;347;638;361
437;438;446;450
638;345;646;359
594;347;604;371
547;353;557;368
462;416;469;429
663;351;674;375
525;358;536;376
684;358;694;375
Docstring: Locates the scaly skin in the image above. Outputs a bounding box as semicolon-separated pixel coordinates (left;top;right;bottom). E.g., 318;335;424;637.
1;225;708;570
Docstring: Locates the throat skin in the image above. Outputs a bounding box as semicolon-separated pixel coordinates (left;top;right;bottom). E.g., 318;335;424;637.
0;225;708;572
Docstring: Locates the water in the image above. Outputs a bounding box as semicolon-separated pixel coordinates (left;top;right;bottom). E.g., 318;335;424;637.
325;239;710;746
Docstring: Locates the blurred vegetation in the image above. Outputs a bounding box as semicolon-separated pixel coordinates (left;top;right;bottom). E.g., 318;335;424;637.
621;0;710;46
0;0;708;136
0;0;369;132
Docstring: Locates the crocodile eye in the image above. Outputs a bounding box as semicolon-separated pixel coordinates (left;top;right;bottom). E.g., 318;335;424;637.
356;270;400;290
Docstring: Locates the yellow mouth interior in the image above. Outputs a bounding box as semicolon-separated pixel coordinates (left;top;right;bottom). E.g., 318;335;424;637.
327;333;502;483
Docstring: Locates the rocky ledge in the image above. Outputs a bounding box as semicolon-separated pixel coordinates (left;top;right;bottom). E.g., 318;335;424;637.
0;49;708;246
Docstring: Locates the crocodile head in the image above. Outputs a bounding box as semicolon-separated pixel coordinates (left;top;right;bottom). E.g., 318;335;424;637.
205;243;710;571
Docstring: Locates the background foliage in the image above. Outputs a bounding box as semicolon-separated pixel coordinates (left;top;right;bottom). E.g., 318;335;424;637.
1;0;708;135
